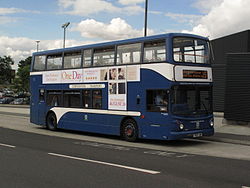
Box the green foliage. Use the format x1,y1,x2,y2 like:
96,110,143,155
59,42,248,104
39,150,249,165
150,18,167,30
13,56,31,92
0,56,14,84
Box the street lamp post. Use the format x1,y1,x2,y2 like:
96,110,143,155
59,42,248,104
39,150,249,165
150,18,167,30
35,40,40,52
144,0,148,37
62,22,70,48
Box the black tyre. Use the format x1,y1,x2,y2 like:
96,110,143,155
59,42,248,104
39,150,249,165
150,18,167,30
121,119,138,142
46,112,57,131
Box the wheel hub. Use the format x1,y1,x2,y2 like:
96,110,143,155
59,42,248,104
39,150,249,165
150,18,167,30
125,124,134,137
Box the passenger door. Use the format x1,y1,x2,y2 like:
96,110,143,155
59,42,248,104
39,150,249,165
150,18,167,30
37,88,46,125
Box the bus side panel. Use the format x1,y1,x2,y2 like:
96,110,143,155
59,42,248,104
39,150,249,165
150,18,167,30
30,75,37,124
137,114,175,140
57,112,120,136
30,75,45,125
128,69,174,140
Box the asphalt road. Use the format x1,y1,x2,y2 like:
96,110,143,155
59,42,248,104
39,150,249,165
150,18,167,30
0,116,250,187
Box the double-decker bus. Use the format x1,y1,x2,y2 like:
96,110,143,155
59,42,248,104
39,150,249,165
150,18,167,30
30,33,214,141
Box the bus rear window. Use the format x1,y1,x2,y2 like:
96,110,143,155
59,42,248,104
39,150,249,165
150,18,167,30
173,37,210,64
33,56,46,71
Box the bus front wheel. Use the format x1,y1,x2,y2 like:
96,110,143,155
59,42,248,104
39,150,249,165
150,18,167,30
46,112,57,131
121,119,138,142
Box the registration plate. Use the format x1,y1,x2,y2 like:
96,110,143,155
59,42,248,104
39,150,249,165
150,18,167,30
193,133,203,138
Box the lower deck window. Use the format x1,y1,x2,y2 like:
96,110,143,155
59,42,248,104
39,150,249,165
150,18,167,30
82,90,102,109
147,89,168,112
92,90,102,109
83,90,92,108
39,89,45,102
44,89,102,109
64,91,81,108
47,90,62,106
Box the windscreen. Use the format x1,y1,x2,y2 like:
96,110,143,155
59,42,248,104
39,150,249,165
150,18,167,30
171,85,212,116
173,37,210,64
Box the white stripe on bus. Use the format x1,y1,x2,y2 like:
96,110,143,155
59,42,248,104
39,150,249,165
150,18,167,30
51,107,141,123
30,63,175,82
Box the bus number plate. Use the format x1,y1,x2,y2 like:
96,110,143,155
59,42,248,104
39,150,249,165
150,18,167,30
193,133,203,138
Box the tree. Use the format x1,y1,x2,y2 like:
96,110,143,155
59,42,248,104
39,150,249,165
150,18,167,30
13,56,32,92
0,56,14,84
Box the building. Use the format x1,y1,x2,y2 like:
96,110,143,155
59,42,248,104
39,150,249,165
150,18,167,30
211,30,250,123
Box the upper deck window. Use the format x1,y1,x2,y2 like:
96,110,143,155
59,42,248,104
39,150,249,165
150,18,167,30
93,47,115,67
144,40,166,63
64,51,81,69
47,54,62,70
33,56,46,71
117,43,141,64
173,37,210,64
83,49,92,67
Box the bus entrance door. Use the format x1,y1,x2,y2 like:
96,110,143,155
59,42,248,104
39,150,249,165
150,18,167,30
37,88,46,125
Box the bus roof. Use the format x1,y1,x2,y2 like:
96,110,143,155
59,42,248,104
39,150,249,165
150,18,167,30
33,33,209,56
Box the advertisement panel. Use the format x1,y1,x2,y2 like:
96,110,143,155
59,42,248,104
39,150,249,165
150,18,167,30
61,69,83,83
42,65,141,111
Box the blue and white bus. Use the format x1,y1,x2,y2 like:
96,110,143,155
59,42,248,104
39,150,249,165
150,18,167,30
30,33,214,141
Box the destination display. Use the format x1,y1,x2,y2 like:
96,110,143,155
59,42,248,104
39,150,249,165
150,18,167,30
183,70,208,79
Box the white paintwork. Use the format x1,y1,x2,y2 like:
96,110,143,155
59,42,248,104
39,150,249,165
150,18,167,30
30,72,43,75
30,63,213,83
0,143,16,148
48,152,160,174
69,84,105,89
50,107,141,123
141,63,175,81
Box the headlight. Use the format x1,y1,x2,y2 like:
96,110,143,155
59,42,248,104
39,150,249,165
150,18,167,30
210,119,214,127
179,123,184,130
176,120,184,130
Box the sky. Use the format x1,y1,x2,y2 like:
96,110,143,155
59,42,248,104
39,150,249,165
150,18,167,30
1,0,250,69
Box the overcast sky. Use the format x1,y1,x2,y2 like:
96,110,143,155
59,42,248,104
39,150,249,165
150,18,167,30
1,0,250,69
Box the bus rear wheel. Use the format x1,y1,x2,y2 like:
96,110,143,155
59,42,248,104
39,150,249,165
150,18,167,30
121,119,138,142
46,112,57,131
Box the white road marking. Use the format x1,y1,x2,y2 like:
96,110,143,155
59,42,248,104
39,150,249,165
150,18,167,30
48,152,160,175
0,143,16,148
242,186,250,188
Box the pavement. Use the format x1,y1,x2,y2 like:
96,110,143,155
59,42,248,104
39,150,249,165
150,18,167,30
0,104,250,145
201,112,250,146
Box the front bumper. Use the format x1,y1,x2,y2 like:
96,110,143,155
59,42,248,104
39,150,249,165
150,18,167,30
168,127,214,140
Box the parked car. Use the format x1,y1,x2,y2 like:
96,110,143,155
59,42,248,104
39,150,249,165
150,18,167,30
3,90,15,97
23,97,30,105
0,92,3,99
9,97,30,105
0,97,14,104
10,98,24,105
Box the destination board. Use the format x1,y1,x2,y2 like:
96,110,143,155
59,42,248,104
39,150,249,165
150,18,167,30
183,70,208,79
